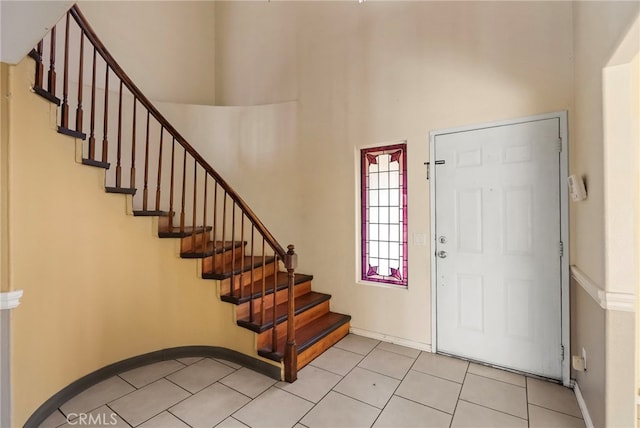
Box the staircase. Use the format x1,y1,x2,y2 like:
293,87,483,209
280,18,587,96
27,5,350,382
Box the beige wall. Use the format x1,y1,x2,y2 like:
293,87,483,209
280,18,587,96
1,63,9,294
637,51,640,419
571,278,606,427
156,101,304,251
77,1,216,105
215,1,573,348
7,57,269,427
571,2,640,426
0,62,11,428
571,0,639,287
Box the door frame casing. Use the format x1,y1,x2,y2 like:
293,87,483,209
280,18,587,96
428,111,570,386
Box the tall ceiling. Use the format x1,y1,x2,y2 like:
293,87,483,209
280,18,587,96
1,1,73,64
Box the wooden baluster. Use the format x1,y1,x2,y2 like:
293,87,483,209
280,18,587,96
101,65,109,163
142,111,150,210
261,240,266,326
271,254,279,353
231,202,236,295
284,245,298,382
35,41,44,89
47,26,56,95
88,47,96,160
130,97,137,189
60,13,70,129
155,127,164,211
191,159,198,251
75,31,84,133
180,148,187,233
212,182,219,273
221,192,227,280
201,175,208,254
249,226,255,323
239,214,245,300
115,81,123,187
168,137,176,228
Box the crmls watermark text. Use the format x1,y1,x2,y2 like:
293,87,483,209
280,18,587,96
66,412,118,426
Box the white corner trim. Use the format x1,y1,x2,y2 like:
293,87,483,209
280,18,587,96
0,290,23,310
349,327,432,352
574,382,595,428
571,265,605,306
570,266,635,312
603,291,636,312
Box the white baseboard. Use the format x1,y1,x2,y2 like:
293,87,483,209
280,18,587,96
574,381,594,428
349,327,432,352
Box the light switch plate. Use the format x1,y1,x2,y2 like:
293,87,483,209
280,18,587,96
413,233,427,246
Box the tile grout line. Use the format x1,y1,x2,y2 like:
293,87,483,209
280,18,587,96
369,349,424,427
467,370,527,388
217,370,279,402
165,407,196,428
526,377,531,427
410,358,469,385
330,390,382,412
297,336,381,427
110,376,195,428
162,375,199,396
448,360,469,427
106,359,208,427
457,398,528,422
115,357,231,426
228,379,303,426
104,402,132,428
295,353,367,425
528,403,586,421
117,374,139,390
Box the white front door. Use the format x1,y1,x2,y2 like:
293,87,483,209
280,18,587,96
433,117,563,379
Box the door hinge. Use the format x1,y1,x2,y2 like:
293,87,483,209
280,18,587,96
561,344,565,361
557,138,562,152
559,241,564,258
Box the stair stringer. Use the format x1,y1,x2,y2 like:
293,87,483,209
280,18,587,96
6,57,280,427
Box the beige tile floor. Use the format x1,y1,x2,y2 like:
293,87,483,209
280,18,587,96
39,334,585,428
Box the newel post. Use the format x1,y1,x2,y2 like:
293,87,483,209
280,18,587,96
284,244,298,382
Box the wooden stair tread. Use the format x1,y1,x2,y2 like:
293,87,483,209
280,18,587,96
105,187,137,195
158,225,212,238
58,126,86,140
181,240,245,258
258,312,351,361
221,271,314,305
133,210,169,217
202,256,276,280
82,158,110,169
237,291,330,333
32,85,61,105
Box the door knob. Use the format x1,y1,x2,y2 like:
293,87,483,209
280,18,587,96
437,250,448,258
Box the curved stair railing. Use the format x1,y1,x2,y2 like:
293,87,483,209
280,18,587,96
29,4,299,382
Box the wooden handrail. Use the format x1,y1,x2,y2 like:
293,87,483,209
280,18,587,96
67,5,287,259
31,4,298,382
